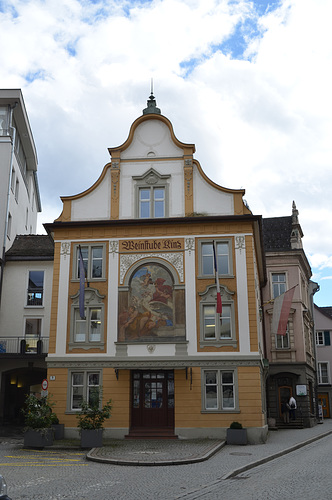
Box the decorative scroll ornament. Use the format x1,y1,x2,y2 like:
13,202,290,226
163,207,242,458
61,242,70,258
147,344,156,354
185,238,195,255
235,236,245,253
109,240,119,256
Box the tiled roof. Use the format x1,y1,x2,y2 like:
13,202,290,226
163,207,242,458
6,235,54,260
316,305,332,319
262,216,292,252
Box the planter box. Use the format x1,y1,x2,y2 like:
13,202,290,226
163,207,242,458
24,428,54,448
52,424,65,440
226,428,247,445
80,429,103,448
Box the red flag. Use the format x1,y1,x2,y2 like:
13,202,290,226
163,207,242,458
213,241,222,316
272,286,296,335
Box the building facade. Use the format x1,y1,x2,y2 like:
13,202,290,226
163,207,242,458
45,95,268,443
314,305,332,419
262,203,318,427
0,89,41,301
0,235,54,423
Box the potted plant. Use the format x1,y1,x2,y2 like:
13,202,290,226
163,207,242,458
226,421,247,445
22,394,54,448
77,395,112,448
50,412,65,440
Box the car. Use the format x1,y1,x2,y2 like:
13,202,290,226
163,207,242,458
0,474,11,500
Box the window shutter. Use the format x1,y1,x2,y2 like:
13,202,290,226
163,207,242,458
324,331,331,346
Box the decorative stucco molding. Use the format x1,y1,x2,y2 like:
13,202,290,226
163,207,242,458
185,238,195,255
119,252,184,284
60,242,71,258
235,235,246,253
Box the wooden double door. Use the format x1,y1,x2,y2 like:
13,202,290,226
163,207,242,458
131,370,174,430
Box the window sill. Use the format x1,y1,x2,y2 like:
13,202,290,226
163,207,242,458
25,305,44,309
200,340,237,348
69,342,105,351
197,274,235,280
201,409,240,414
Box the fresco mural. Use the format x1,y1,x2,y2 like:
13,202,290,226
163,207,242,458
119,264,184,342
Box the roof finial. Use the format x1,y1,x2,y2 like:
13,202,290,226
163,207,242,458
143,80,161,115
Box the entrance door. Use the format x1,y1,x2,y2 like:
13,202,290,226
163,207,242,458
318,393,330,418
131,370,174,430
278,386,292,418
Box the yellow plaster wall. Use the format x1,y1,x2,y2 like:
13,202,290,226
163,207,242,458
48,242,61,354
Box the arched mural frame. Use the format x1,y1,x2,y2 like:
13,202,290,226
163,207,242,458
118,257,185,343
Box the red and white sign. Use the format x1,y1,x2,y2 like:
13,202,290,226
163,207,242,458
42,379,48,391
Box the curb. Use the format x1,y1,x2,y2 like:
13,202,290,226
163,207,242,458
86,440,226,466
222,429,332,479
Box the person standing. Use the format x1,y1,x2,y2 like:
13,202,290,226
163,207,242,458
281,399,290,423
288,396,297,420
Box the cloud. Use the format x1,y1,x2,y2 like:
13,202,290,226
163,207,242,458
1,0,332,305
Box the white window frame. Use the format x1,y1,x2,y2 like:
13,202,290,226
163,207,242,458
133,168,170,219
198,239,233,277
202,369,238,412
318,362,330,385
73,306,103,344
24,317,42,353
271,272,286,299
73,243,106,281
276,324,290,349
70,288,105,350
316,331,325,346
68,370,101,411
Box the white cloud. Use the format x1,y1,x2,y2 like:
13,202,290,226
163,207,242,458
1,0,332,304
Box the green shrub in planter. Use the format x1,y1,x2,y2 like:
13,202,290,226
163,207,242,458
77,396,112,448
21,394,54,448
227,421,247,445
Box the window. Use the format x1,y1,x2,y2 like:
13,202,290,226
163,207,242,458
70,288,105,349
199,240,232,276
74,244,105,280
74,307,102,343
139,187,165,218
24,318,42,353
7,213,12,239
202,369,237,411
70,371,101,410
27,270,44,306
0,106,8,135
318,363,329,384
133,168,170,219
316,331,331,346
276,324,290,349
272,273,286,298
203,304,232,340
199,284,236,347
11,168,15,192
15,179,19,202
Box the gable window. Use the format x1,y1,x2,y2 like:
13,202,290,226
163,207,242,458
70,288,105,350
133,168,170,219
27,270,44,306
69,371,101,411
199,284,236,347
272,273,286,298
316,331,331,346
202,369,238,411
139,187,165,218
318,362,329,384
199,240,232,277
74,244,105,281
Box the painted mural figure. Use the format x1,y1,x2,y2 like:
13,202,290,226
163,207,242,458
119,264,175,341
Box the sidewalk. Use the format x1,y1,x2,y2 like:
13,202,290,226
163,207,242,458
87,419,332,475
2,421,332,476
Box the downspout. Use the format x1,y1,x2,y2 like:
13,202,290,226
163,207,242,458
0,102,18,304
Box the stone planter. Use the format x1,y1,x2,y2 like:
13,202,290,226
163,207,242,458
24,428,54,448
226,428,247,445
52,423,65,440
80,429,103,448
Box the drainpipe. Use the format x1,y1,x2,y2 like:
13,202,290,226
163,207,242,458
0,102,18,304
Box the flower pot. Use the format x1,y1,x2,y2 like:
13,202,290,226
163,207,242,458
52,423,65,440
226,428,247,445
80,429,103,448
24,428,54,448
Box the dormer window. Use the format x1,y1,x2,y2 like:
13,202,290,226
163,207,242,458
133,168,170,219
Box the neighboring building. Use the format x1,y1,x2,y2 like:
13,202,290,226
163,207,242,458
44,94,268,443
262,202,318,427
0,89,41,301
0,235,54,423
314,305,332,418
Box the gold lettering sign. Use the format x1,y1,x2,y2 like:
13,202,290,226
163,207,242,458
120,238,183,252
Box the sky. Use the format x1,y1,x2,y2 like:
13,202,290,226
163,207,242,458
0,0,331,306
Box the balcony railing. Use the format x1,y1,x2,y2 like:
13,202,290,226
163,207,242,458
0,337,49,354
